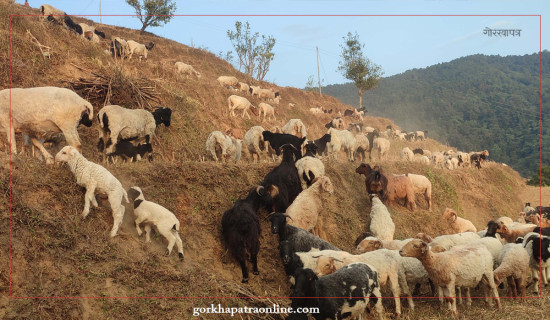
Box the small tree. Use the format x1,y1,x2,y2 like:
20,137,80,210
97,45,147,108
126,0,177,33
527,165,550,187
227,21,276,81
338,32,383,110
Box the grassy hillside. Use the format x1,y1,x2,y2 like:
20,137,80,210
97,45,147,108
323,52,549,178
0,2,548,319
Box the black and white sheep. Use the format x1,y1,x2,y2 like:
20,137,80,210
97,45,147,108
311,133,331,157
0,87,93,164
55,146,128,238
221,187,262,283
288,264,384,320
96,105,171,155
127,186,184,261
295,143,325,187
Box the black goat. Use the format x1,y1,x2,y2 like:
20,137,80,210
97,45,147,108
484,221,500,237
312,133,331,157
262,131,304,160
107,140,153,163
303,143,317,157
64,15,82,35
221,187,263,283
412,148,424,155
259,145,302,212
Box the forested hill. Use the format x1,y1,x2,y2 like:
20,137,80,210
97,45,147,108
322,52,549,177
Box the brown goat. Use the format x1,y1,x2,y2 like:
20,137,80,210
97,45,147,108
385,175,416,211
496,223,536,243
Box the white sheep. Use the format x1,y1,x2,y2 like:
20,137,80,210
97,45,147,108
372,137,390,160
407,173,432,211
369,194,395,241
415,131,426,140
258,88,280,104
309,107,323,114
401,147,414,161
431,152,445,168
55,146,128,238
243,126,268,163
295,155,325,188
217,76,239,89
127,186,184,261
326,128,355,161
78,23,104,43
282,119,307,138
441,208,477,233
233,82,248,95
126,40,155,61
175,62,201,79
356,236,415,252
493,243,530,297
457,151,471,167
352,134,369,162
0,87,93,164
426,232,481,251
205,131,242,163
415,155,430,165
258,102,276,122
97,105,171,155
458,237,503,268
286,176,334,238
399,239,501,316
496,216,514,225
249,85,261,96
227,95,256,119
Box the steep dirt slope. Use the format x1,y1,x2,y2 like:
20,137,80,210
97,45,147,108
0,2,548,319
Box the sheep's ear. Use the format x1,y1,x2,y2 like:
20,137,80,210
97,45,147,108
268,185,279,197
375,241,382,249
420,242,428,254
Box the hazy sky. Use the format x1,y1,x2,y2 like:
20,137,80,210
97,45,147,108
20,0,548,88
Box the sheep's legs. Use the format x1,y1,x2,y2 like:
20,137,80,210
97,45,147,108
250,238,260,275
164,230,177,255
173,231,184,261
507,276,518,297
531,267,541,293
109,195,125,237
30,137,54,164
487,273,501,308
371,286,385,320
398,273,415,311
446,285,458,316
143,224,152,242
82,183,97,218
389,274,402,316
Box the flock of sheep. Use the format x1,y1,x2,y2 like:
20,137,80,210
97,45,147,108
2,4,549,320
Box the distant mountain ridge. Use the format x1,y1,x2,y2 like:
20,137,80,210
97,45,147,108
322,52,549,177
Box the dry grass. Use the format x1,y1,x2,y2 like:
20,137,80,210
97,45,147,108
0,2,548,319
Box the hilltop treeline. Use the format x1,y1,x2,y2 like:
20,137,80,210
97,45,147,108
323,52,550,177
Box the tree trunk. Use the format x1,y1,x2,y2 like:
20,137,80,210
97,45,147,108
358,88,363,109
140,24,148,34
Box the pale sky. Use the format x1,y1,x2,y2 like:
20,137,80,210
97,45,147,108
19,0,548,88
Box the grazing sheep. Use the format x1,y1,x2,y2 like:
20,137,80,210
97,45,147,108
175,62,201,78
96,105,171,155
496,222,536,243
249,85,261,96
227,95,256,119
286,176,334,238
470,150,490,167
258,102,276,122
415,131,427,141
217,76,239,89
384,174,417,211
40,4,65,24
372,137,390,160
0,87,93,164
407,173,432,211
243,126,268,163
107,141,153,163
282,119,307,139
324,117,345,130
369,194,395,241
55,146,128,238
326,128,355,161
457,152,470,167
110,36,130,59
431,152,445,168
262,131,305,160
205,131,242,163
258,88,280,104
523,233,550,293
221,187,262,283
127,186,184,260
289,264,384,320
416,155,430,165
295,144,325,187
441,208,477,233
352,134,370,162
309,106,323,114
493,243,530,298
401,147,414,161
237,82,249,94
399,239,500,316
126,40,155,61
78,23,105,43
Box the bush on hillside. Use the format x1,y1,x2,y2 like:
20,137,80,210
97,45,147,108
526,165,550,186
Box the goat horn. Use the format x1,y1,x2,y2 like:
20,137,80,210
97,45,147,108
256,186,264,195
332,258,344,263
311,255,322,259
265,212,276,220
283,213,294,221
